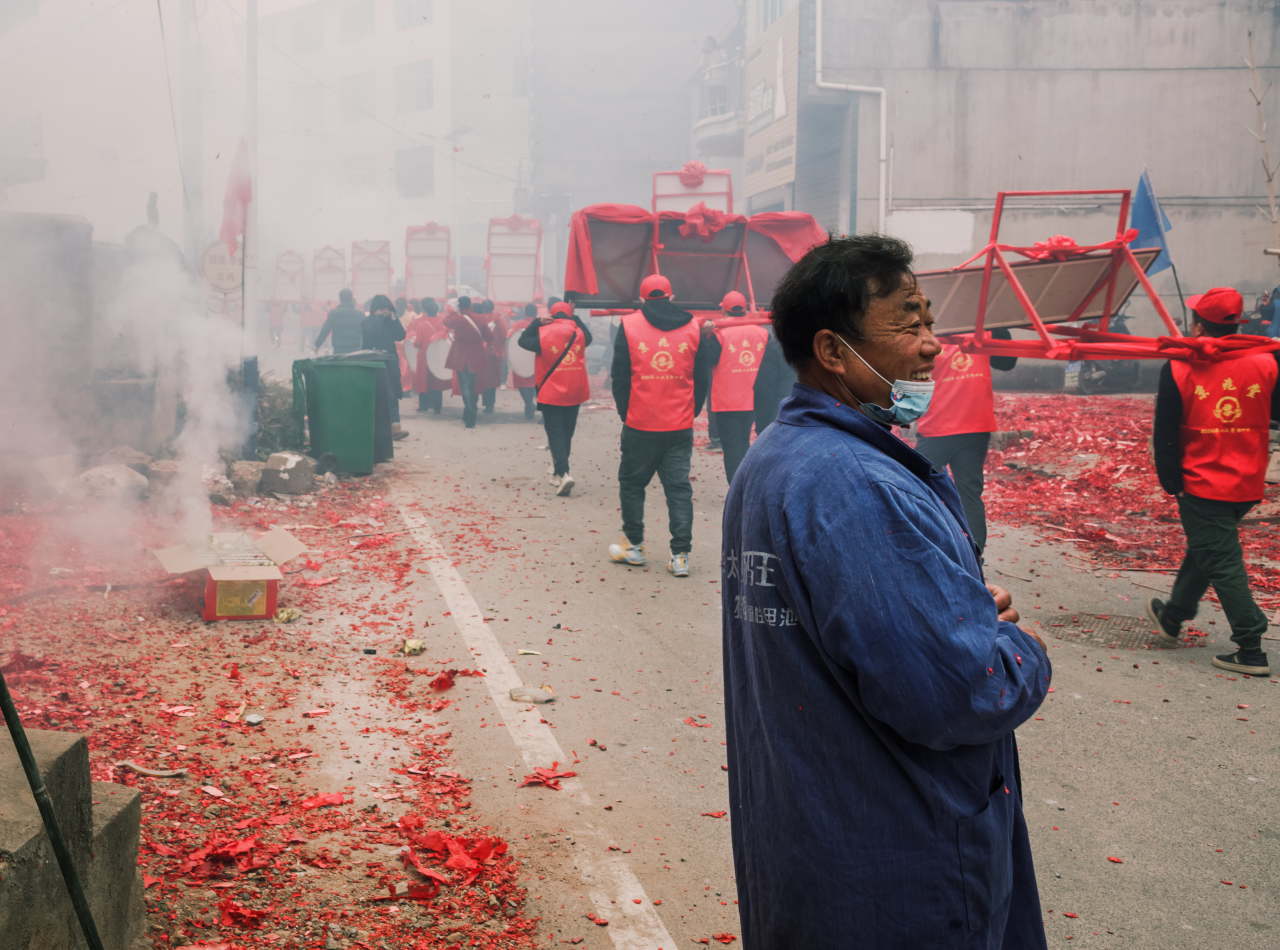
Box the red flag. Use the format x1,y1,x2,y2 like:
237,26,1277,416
219,140,252,254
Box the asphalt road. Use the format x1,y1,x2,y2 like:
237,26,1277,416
379,390,1277,949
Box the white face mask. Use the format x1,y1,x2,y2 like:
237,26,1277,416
837,336,935,426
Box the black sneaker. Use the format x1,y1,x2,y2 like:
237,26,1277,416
1211,651,1271,676
1145,597,1181,644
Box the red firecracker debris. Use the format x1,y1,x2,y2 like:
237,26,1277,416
519,763,578,790
299,792,346,810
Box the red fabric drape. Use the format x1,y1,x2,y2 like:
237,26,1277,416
746,212,828,262
564,204,654,295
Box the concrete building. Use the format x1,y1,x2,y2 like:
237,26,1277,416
259,0,533,288
691,0,1280,328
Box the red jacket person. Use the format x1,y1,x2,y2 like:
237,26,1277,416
704,291,769,483
1149,286,1280,675
608,274,716,576
518,301,592,495
915,327,1017,554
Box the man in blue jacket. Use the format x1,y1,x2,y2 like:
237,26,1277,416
722,235,1052,949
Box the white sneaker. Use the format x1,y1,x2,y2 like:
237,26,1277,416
668,553,690,577
608,541,646,567
556,473,575,497
548,471,561,487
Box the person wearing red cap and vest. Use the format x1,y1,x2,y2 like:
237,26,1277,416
703,292,769,483
914,327,1017,554
608,274,717,576
518,301,592,495
1149,286,1280,676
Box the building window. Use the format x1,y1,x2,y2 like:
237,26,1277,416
702,84,730,119
0,0,40,35
342,71,376,123
395,146,434,197
394,60,434,113
345,154,377,189
292,3,323,52
394,0,434,29
759,0,784,28
340,0,375,39
0,110,45,186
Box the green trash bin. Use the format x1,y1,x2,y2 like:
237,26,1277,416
292,355,385,475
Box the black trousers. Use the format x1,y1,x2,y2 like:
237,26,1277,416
713,410,755,484
1165,493,1270,655
916,432,991,552
482,388,496,412
418,390,442,413
541,404,580,476
457,371,479,428
619,426,693,554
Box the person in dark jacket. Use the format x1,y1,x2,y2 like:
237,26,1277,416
362,294,408,440
608,274,716,577
723,235,1050,949
751,331,798,431
314,288,363,354
1148,286,1280,675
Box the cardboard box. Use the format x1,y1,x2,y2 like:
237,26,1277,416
153,528,306,621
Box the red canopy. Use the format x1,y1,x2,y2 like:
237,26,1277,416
564,203,825,311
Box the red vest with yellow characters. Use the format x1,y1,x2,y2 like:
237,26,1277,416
916,343,997,438
1171,352,1278,502
622,312,700,431
710,323,768,412
535,318,590,407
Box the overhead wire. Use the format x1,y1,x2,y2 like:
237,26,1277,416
154,0,194,220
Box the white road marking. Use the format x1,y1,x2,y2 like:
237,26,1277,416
398,503,677,950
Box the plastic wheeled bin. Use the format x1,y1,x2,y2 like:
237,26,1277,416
292,352,392,475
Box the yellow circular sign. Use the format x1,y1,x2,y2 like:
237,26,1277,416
651,351,675,372
1213,396,1242,423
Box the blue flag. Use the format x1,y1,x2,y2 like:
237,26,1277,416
1131,170,1173,274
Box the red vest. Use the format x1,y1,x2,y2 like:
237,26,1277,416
1171,352,1277,502
623,312,700,431
711,323,768,412
535,318,590,406
916,344,996,437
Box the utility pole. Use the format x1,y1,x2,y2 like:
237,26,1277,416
244,0,260,344
179,0,205,266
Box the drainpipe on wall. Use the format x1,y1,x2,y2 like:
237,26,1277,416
815,0,887,233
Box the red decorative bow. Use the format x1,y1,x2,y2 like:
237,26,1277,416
678,160,708,189
678,201,730,241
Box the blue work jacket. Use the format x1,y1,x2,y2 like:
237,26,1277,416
722,383,1051,949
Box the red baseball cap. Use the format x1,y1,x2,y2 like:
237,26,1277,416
550,301,573,317
639,274,673,300
1186,286,1244,324
720,291,748,315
